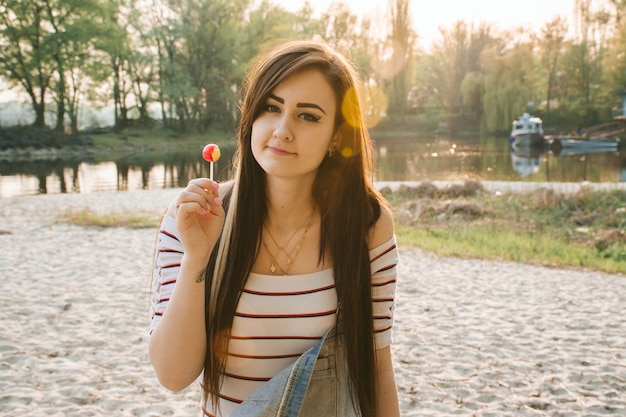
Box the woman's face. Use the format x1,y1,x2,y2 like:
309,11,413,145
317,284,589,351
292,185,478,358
251,68,338,182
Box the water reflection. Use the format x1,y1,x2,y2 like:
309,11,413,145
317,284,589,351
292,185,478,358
509,144,544,177
1,136,624,197
0,159,82,194
0,144,236,197
508,139,624,183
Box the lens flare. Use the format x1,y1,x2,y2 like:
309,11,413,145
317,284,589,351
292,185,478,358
341,86,361,128
362,85,387,128
341,85,388,130
373,41,408,79
341,147,354,158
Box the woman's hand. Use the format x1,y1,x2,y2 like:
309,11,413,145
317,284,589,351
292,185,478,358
175,178,225,260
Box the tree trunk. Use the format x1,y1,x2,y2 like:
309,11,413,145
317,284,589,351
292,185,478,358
112,57,122,131
32,101,46,128
30,87,46,128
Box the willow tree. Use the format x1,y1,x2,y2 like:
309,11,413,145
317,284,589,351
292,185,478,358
385,0,413,118
459,23,499,121
429,21,470,111
481,42,538,133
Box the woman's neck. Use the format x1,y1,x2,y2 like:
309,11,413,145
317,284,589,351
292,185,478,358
264,176,316,228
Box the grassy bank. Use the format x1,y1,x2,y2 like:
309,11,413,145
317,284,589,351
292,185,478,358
0,125,234,161
383,181,626,275
86,127,233,157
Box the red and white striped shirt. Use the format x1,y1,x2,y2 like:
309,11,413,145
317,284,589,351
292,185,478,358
151,214,398,417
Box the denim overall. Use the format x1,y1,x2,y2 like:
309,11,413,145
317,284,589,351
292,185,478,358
230,324,359,417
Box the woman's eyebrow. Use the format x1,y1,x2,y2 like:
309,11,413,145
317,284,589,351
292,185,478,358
268,93,327,115
297,102,326,115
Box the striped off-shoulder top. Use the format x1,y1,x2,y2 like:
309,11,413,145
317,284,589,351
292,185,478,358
150,214,398,417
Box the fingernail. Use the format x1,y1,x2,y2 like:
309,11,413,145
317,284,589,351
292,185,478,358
214,197,222,205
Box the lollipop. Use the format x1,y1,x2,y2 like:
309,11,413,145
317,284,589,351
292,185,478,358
202,144,221,181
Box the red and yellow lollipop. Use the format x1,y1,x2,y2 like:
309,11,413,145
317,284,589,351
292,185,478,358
202,144,221,180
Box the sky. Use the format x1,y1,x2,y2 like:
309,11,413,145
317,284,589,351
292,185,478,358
0,0,577,103
278,0,577,49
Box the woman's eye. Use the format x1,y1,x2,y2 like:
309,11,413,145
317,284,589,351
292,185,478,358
300,113,320,122
265,104,280,113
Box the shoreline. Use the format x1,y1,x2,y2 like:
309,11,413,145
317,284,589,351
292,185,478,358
0,189,624,416
377,180,626,194
4,178,626,201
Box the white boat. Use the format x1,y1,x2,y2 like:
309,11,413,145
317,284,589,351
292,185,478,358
556,146,619,157
557,138,618,148
510,113,544,146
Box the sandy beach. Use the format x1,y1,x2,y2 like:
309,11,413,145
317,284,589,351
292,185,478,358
1,187,625,416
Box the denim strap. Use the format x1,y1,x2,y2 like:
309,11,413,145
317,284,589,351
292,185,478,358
230,326,334,417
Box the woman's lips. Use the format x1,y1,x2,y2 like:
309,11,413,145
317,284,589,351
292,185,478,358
268,146,295,156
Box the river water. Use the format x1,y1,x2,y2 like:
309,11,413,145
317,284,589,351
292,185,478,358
1,135,624,197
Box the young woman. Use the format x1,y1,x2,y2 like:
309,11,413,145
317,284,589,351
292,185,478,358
149,40,400,417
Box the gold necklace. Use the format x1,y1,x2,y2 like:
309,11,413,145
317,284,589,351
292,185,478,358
262,208,315,275
264,222,302,259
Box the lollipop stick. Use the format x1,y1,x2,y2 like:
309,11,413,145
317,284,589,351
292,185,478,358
210,162,214,181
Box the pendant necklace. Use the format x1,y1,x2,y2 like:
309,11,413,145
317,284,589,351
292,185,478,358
262,207,315,275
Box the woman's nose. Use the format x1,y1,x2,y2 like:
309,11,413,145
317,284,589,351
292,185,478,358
273,116,293,141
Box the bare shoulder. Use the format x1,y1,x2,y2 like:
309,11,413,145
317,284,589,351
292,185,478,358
368,201,395,250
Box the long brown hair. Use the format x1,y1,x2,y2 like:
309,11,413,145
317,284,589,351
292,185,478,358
202,40,387,417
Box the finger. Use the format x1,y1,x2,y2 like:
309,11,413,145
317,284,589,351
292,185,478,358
180,177,218,200
188,178,219,195
176,200,206,217
204,194,224,217
177,189,210,209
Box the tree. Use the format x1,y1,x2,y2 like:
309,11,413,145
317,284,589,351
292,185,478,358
319,2,359,50
481,41,538,132
124,2,161,126
150,0,251,132
94,0,144,132
385,0,414,118
608,0,626,23
536,16,568,115
460,23,499,119
603,2,626,117
0,0,55,127
429,21,470,111
568,0,612,122
42,0,115,133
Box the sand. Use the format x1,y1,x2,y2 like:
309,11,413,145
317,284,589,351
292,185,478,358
1,187,625,416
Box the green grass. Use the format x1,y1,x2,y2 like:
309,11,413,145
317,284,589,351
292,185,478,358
396,225,626,274
58,209,160,229
386,182,626,275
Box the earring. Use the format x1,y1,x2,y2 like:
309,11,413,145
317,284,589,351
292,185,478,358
328,141,337,157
